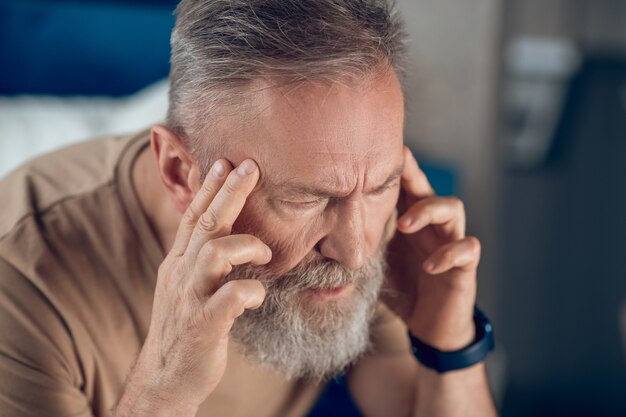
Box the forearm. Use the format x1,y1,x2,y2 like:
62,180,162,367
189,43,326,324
111,354,198,417
413,362,497,417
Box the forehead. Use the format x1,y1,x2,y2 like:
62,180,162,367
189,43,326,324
226,70,405,192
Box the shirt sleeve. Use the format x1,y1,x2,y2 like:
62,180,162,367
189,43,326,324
0,258,93,417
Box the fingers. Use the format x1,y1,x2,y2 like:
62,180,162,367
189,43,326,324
171,159,233,256
423,236,481,275
186,159,260,255
397,196,466,240
401,146,434,199
190,234,272,296
204,279,266,324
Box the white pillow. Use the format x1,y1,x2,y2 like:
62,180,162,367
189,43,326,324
0,79,169,178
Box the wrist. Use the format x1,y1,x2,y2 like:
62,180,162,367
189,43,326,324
113,350,199,417
113,372,199,417
408,307,495,373
408,318,475,351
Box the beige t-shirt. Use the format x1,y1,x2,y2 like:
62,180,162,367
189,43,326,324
0,130,410,417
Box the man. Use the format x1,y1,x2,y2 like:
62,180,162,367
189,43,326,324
0,0,498,416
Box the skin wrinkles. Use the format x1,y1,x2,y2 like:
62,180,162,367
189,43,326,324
260,163,403,271
207,70,405,276
269,163,404,200
240,153,402,275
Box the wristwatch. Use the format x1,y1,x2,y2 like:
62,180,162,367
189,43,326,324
408,307,495,373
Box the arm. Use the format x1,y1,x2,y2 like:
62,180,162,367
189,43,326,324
112,159,270,417
349,147,498,417
413,362,496,417
349,354,495,417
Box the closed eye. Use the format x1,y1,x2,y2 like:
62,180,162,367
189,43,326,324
370,180,401,196
280,199,327,209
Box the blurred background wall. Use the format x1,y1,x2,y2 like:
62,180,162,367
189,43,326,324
496,1,626,416
1,0,625,416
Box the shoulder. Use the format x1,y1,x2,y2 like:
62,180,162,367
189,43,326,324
0,129,149,241
0,128,153,342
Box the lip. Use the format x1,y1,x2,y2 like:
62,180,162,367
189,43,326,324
307,284,354,302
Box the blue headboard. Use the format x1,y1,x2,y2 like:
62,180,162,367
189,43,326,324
0,0,177,95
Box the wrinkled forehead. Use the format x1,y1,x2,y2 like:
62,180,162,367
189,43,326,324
228,71,405,194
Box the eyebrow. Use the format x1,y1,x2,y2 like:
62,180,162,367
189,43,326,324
274,164,405,198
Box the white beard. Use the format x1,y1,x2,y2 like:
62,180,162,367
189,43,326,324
227,252,387,383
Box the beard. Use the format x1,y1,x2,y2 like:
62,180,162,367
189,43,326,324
226,250,387,383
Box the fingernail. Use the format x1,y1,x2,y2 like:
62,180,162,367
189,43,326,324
237,160,255,176
211,160,225,178
400,216,412,228
265,245,272,258
424,260,436,272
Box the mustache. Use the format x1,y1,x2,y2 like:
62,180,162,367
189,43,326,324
228,250,386,295
228,258,355,291
264,259,357,292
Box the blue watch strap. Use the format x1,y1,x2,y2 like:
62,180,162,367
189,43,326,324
408,307,495,373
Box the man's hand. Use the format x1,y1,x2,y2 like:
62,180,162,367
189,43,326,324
113,159,271,417
349,148,496,417
384,146,480,351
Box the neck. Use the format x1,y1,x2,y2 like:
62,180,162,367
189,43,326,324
132,145,181,254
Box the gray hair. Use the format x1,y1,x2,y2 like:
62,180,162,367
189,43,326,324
167,0,407,159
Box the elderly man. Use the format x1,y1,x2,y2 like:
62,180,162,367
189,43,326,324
0,1,497,416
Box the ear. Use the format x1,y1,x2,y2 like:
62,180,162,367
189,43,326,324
150,124,202,214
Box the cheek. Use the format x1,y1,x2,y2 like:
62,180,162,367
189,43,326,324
232,198,328,273
266,227,320,273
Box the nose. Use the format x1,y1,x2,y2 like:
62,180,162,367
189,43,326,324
318,200,367,270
